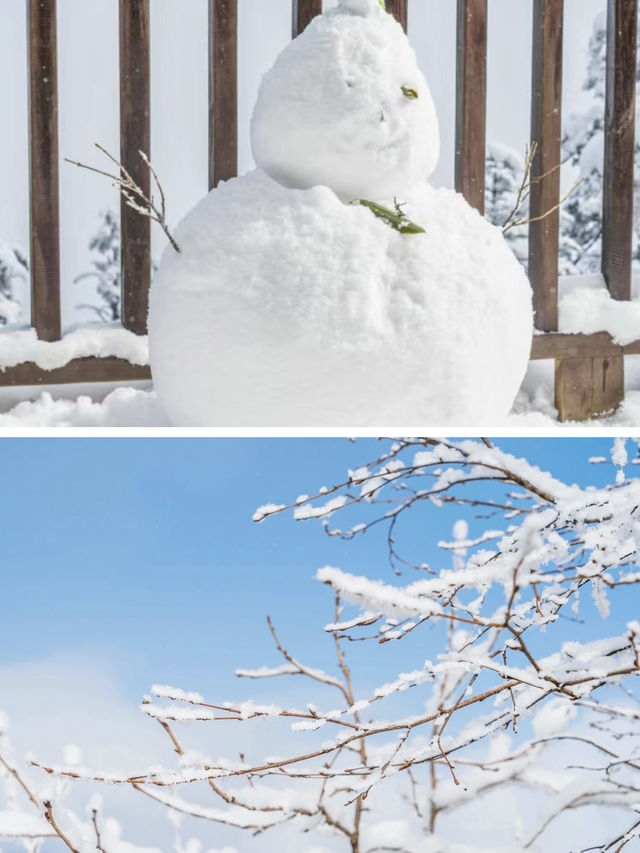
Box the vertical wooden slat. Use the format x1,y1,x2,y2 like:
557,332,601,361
292,0,322,38
386,0,408,31
455,0,487,213
602,0,637,302
119,0,151,335
555,355,624,421
209,0,237,189
28,0,61,342
529,0,563,332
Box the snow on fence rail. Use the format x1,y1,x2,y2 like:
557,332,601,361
1,0,638,421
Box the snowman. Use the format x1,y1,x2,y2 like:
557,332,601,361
149,0,533,426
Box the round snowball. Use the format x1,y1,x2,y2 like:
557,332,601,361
250,1,439,201
149,171,533,427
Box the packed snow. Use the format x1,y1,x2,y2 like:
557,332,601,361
251,0,439,200
558,273,640,345
148,0,533,426
149,170,532,426
0,325,147,371
0,387,163,427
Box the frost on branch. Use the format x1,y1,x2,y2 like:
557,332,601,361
9,439,640,852
0,720,161,853
66,145,181,254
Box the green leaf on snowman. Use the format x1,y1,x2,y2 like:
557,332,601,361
355,198,425,235
401,86,419,100
378,0,386,8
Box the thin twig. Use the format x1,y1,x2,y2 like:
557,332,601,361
0,753,39,807
501,139,584,234
65,143,181,253
505,178,586,233
43,801,79,853
91,808,107,853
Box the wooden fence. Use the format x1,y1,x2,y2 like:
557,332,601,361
2,0,639,421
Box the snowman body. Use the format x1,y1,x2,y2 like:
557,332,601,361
148,0,533,426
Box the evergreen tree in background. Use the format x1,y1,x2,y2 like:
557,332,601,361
0,241,27,326
484,142,528,267
75,210,121,322
560,10,640,274
485,11,639,278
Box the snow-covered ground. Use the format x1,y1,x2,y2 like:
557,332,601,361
558,273,640,346
0,275,638,428
0,386,162,427
1,360,640,428
2,363,639,427
510,357,640,427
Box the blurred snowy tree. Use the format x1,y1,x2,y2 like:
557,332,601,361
75,210,121,322
485,143,528,267
0,241,27,327
560,10,640,274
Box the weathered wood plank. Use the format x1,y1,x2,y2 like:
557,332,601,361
529,0,564,331
209,0,238,189
28,0,61,342
555,357,592,422
120,0,151,335
602,0,637,301
292,0,322,38
455,0,487,213
386,0,408,31
531,332,640,359
591,354,624,416
555,355,624,421
0,358,151,388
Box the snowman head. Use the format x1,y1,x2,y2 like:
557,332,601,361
250,0,439,201
337,0,386,15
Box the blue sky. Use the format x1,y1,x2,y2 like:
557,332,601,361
1,436,638,853
0,436,634,702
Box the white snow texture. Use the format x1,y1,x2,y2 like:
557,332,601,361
148,1,533,426
251,0,439,200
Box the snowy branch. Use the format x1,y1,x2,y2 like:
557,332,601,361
66,144,181,254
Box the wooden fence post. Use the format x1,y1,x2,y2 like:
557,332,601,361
209,0,238,189
529,0,563,334
292,0,322,38
119,0,151,335
555,355,624,422
555,0,637,420
455,0,487,213
386,0,408,31
602,0,637,302
28,0,61,342
529,0,585,422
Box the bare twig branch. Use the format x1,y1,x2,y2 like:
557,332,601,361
66,144,181,253
43,801,79,853
0,753,39,807
501,139,584,234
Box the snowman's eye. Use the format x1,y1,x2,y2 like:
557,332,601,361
401,86,419,100
345,80,354,88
